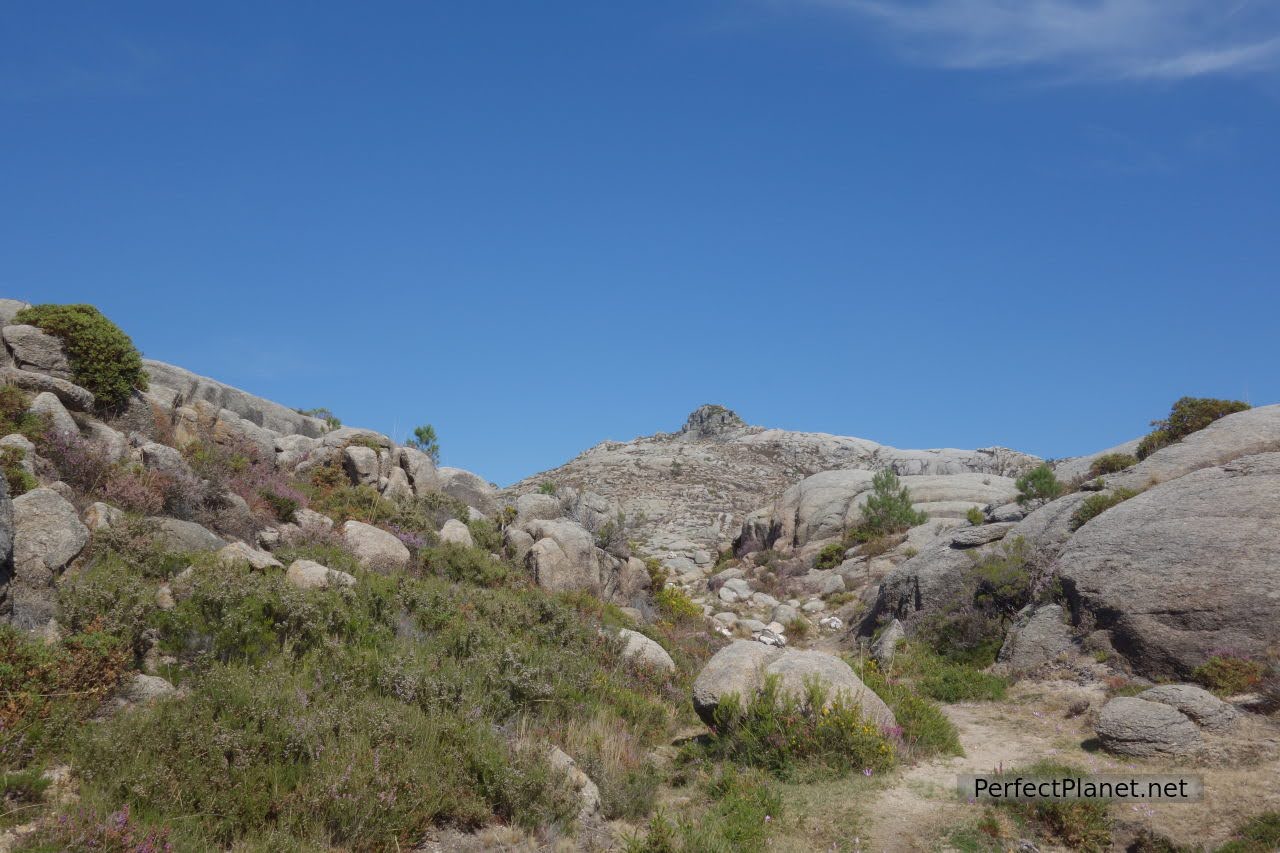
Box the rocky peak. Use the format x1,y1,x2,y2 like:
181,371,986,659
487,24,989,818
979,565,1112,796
680,404,745,439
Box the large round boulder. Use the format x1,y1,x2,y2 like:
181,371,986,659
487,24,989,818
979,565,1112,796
691,640,895,730
1096,697,1201,757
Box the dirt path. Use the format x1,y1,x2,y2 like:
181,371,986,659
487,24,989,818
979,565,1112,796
857,680,1280,853
859,700,1061,852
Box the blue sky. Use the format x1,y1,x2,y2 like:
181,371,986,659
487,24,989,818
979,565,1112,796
3,1,1279,485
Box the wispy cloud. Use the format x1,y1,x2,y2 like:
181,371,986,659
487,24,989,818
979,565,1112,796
800,0,1280,80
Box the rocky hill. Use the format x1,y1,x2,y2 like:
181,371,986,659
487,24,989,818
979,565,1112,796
504,403,1041,574
1,298,1277,853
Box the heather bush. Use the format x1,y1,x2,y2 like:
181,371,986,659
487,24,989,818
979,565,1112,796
814,542,846,570
1087,452,1137,477
965,505,986,526
1068,487,1139,531
71,658,577,848
692,676,896,782
1136,396,1251,460
38,428,116,495
420,542,511,587
623,766,781,853
13,303,148,411
20,803,174,852
997,760,1111,852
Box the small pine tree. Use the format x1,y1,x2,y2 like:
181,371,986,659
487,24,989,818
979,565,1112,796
860,469,927,536
407,423,440,464
1015,464,1062,508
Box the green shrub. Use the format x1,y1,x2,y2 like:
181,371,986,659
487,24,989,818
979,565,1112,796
814,542,846,570
1137,396,1251,460
1192,654,1267,696
13,303,148,411
857,469,927,537
911,537,1035,667
1069,488,1139,531
693,676,896,782
537,481,557,495
57,552,160,655
853,658,962,758
71,658,577,848
623,767,781,853
0,385,49,442
655,586,702,623
1087,453,1137,478
1218,812,1280,853
0,445,36,496
965,506,985,526
420,543,511,587
1015,464,1062,507
892,643,1007,702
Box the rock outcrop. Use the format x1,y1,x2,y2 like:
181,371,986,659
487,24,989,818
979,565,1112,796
9,488,88,630
1058,452,1280,678
505,404,1039,572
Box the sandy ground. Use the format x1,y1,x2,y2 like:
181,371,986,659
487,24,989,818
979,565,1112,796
857,679,1280,852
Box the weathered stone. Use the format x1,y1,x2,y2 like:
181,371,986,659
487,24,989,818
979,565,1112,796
0,299,31,326
1111,404,1280,492
82,501,124,532
143,359,330,437
439,518,474,547
217,541,283,570
149,517,225,552
504,526,535,562
871,619,905,667
0,434,36,478
341,520,410,573
1138,684,1240,732
139,442,194,479
381,466,413,500
119,673,177,705
1058,452,1280,677
515,492,562,523
437,466,497,515
29,392,78,436
617,628,676,673
998,604,1073,670
1096,697,1201,757
286,559,356,591
504,405,1039,572
692,641,896,730
342,445,380,486
9,489,89,630
692,640,782,723
2,325,72,379
738,469,1021,553
0,366,94,411
771,603,799,625
547,747,600,820
951,522,1016,548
